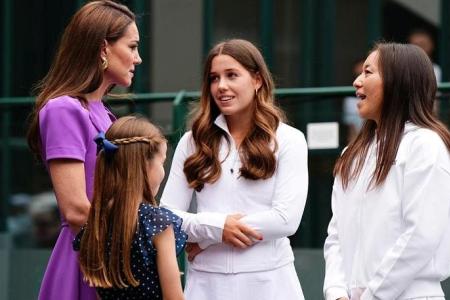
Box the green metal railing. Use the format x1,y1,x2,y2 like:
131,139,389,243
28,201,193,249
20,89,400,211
0,82,450,231
2,83,450,234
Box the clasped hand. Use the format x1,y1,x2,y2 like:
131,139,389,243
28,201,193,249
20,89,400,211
222,213,263,248
185,213,263,262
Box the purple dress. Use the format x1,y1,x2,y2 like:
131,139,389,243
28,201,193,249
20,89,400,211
38,95,115,300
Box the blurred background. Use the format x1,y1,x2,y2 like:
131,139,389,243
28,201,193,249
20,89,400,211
1,0,450,298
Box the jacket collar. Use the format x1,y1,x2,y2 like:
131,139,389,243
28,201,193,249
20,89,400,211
214,114,231,136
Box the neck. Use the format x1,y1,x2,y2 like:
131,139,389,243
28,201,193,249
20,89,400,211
85,81,110,102
226,115,252,147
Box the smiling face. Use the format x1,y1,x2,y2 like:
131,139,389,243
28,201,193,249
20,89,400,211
103,22,142,87
353,50,384,125
209,54,262,120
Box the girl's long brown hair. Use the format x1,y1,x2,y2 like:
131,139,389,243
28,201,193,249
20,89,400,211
184,39,285,191
335,42,450,189
27,0,135,160
78,116,166,288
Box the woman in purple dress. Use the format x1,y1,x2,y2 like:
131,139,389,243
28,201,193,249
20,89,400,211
27,1,142,299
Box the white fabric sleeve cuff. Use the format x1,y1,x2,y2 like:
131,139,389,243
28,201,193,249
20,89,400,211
184,212,227,246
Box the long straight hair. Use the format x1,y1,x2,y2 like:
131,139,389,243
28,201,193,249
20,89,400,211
27,0,135,160
78,116,166,288
335,42,450,189
184,39,285,191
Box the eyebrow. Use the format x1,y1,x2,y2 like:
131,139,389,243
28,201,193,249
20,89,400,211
210,68,239,73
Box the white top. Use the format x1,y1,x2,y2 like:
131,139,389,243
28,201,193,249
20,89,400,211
324,122,450,300
434,63,442,83
161,114,308,273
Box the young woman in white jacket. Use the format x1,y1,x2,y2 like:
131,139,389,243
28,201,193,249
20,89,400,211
160,39,308,300
324,42,450,300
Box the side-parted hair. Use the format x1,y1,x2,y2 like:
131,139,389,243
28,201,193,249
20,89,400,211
335,42,450,189
78,116,166,288
27,0,135,160
184,39,285,191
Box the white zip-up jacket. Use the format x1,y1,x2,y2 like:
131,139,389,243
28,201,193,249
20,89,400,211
324,123,450,300
160,114,308,273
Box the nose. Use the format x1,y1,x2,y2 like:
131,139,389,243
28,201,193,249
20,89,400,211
353,74,363,88
218,77,227,91
135,50,142,65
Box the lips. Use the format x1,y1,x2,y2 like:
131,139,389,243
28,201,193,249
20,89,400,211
217,95,234,102
356,92,366,100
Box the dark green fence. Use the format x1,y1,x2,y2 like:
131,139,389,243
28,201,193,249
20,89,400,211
2,84,450,242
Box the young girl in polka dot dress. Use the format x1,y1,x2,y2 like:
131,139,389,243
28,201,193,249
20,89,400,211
73,116,187,299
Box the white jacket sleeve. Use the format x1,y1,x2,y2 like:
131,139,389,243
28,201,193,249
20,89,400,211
160,132,227,248
239,131,308,241
323,181,350,300
361,136,450,300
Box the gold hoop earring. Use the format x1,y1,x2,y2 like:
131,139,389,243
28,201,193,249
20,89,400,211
101,57,108,70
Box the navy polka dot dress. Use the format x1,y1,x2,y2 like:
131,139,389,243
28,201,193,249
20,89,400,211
73,203,187,299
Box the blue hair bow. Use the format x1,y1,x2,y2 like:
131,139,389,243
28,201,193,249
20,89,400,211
94,131,118,155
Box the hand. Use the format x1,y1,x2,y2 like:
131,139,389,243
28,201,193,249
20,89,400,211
222,214,263,248
185,243,203,262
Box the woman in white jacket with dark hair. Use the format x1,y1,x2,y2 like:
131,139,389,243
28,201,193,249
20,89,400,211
324,42,450,300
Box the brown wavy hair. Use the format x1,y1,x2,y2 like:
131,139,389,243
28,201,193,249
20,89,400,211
78,115,166,288
335,42,450,189
27,0,135,161
184,39,285,191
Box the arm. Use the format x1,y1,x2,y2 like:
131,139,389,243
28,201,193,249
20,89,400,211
323,182,350,300
153,225,184,300
39,98,93,233
160,133,227,246
186,214,262,262
239,130,308,240
161,133,262,250
361,137,450,299
49,159,90,233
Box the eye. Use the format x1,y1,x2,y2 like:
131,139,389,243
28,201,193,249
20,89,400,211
227,72,238,79
209,75,219,82
363,69,372,76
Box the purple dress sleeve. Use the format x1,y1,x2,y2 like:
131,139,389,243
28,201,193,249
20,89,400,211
39,96,91,162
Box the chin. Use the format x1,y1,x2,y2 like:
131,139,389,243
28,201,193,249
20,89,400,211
114,77,132,88
357,109,365,119
121,80,132,87
218,108,235,116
